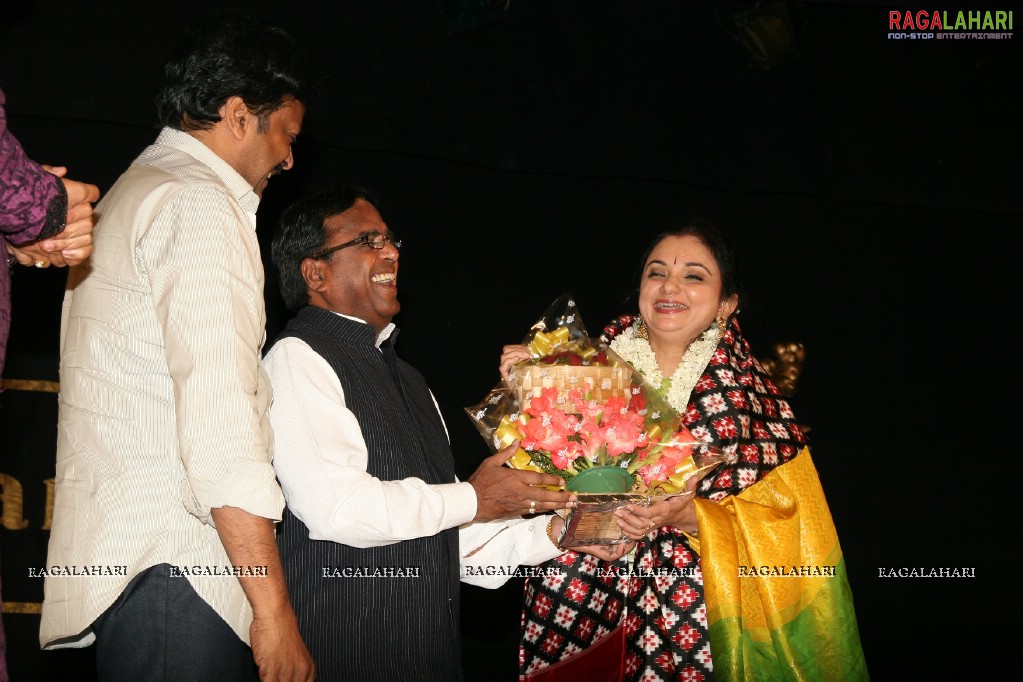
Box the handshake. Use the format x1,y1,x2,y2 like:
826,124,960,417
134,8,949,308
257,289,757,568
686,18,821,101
6,165,100,268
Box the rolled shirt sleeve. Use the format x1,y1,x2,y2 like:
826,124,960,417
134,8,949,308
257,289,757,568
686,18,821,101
143,184,283,523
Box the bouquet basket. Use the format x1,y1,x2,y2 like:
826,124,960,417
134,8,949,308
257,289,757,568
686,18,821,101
512,364,633,412
465,293,725,547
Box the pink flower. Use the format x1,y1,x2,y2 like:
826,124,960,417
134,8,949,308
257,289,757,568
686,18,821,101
629,388,647,413
637,462,666,486
569,388,604,422
550,441,586,469
520,410,578,459
654,444,691,469
599,401,645,457
523,387,561,417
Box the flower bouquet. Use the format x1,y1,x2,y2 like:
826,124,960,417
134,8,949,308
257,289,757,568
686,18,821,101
465,293,725,546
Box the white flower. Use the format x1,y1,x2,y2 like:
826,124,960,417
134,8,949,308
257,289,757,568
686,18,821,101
610,322,721,413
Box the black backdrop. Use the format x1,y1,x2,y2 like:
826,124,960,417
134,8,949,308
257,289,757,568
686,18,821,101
1,1,1020,679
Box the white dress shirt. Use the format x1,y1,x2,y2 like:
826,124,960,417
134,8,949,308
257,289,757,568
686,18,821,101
263,313,561,588
41,128,284,648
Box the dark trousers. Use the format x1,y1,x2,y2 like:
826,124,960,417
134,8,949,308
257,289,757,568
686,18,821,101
91,564,257,681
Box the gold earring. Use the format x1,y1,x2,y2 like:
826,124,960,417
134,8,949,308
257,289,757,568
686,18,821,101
636,317,649,340
716,315,727,333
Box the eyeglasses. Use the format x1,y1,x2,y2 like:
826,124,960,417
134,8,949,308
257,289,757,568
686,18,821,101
310,231,401,260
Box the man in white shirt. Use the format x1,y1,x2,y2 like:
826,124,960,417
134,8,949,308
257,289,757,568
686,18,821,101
41,13,314,681
264,186,630,681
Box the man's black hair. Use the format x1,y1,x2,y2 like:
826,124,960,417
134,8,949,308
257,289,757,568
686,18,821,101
155,10,313,131
273,187,379,312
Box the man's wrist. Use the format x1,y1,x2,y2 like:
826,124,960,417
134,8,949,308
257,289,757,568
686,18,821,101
545,515,564,550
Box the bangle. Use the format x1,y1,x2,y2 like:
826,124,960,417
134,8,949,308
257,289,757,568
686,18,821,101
545,516,563,550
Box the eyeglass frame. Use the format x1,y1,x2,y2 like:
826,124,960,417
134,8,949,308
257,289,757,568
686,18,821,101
308,230,401,260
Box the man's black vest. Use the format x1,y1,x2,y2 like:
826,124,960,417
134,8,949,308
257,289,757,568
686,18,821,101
273,306,462,681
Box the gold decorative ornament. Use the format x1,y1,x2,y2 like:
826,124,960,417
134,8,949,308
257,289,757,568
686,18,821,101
635,316,649,340
761,342,806,398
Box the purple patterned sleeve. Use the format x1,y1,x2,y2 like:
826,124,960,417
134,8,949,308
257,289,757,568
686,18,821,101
0,88,67,244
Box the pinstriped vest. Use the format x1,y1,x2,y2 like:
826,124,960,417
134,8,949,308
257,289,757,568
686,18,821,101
273,306,462,681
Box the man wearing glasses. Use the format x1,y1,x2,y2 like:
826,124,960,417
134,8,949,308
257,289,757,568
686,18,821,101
263,186,630,680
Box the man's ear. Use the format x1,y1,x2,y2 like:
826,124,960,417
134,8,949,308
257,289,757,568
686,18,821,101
220,96,252,141
300,258,326,292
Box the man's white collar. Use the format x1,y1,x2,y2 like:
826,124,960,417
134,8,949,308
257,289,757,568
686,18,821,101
328,310,395,348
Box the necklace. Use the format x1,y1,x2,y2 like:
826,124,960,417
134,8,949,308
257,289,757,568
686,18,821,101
610,322,721,413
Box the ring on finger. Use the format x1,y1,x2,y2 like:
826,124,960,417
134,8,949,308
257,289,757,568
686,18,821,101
528,499,536,514
34,260,47,268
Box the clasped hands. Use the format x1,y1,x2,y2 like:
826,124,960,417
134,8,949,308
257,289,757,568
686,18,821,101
614,473,701,540
6,165,100,268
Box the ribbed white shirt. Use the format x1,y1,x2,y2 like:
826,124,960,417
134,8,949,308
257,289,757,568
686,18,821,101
41,128,284,648
263,317,561,589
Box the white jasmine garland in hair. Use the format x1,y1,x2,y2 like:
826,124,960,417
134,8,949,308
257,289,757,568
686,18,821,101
610,322,721,413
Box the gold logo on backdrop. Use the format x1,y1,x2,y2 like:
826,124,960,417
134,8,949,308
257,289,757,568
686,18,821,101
1,378,59,393
0,475,56,530
1,377,59,613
